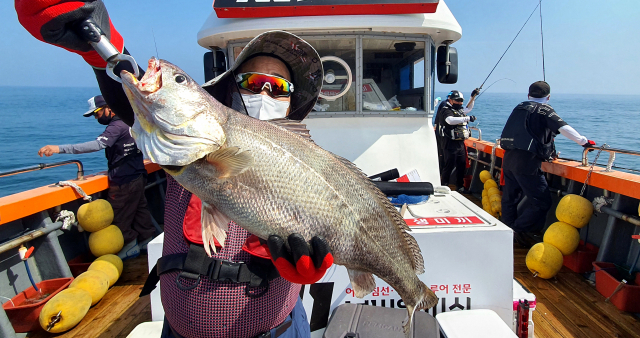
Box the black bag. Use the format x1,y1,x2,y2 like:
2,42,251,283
323,303,438,338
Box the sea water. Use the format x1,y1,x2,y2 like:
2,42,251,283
0,87,639,198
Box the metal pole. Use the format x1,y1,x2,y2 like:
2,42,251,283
0,160,84,180
0,222,63,255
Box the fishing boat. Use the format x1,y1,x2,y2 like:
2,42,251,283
1,1,639,337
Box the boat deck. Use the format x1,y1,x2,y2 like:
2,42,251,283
24,238,640,338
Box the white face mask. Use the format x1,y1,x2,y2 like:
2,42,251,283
241,94,290,120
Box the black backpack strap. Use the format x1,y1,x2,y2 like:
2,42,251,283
139,244,280,297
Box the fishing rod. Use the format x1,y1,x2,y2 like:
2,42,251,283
475,2,543,92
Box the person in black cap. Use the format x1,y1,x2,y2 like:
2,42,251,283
38,95,157,259
19,1,328,337
500,81,595,247
435,88,480,193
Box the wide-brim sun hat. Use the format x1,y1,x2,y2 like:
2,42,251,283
203,30,323,121
83,95,108,117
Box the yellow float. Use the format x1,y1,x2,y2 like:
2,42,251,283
76,199,114,232
479,170,492,183
88,260,120,287
69,270,110,306
39,288,92,333
95,254,124,276
543,221,580,255
526,242,563,279
88,225,124,257
556,194,593,228
484,179,498,190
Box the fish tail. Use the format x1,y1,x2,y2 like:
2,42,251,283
417,281,439,310
403,281,439,337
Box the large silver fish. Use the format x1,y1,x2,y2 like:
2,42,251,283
121,58,438,335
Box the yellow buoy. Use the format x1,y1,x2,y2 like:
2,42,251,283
482,189,488,199
488,187,500,197
77,199,114,232
39,288,92,333
88,260,120,287
95,254,123,276
556,194,593,228
88,225,124,257
543,221,580,255
526,242,564,279
491,201,502,213
489,194,502,204
484,179,498,190
479,170,492,183
69,270,110,306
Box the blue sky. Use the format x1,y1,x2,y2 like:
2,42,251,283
1,0,638,95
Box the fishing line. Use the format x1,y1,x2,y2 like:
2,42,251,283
475,78,516,99
539,0,546,81
478,2,541,89
152,28,159,59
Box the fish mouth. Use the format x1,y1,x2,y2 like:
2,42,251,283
121,57,162,95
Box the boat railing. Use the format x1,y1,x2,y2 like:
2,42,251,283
582,146,640,172
0,160,85,181
468,126,482,141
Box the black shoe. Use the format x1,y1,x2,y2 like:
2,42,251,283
456,187,472,194
513,232,531,248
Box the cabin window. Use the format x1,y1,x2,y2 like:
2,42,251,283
361,39,426,111
306,39,357,112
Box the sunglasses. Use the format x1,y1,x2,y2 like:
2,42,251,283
453,98,464,103
236,72,294,98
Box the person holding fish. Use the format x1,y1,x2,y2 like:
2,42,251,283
16,1,332,337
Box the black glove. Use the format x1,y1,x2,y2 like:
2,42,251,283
267,234,333,284
469,115,477,122
15,0,123,68
584,140,596,147
471,88,480,98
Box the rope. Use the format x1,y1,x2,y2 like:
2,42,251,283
580,144,609,196
592,196,613,213
55,210,76,230
57,181,92,201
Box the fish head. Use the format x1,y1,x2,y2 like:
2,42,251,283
121,57,228,167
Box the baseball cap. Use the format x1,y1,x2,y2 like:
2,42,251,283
448,90,464,101
203,30,323,121
528,81,551,98
83,95,108,117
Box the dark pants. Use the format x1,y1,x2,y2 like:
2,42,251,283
108,174,156,243
160,297,311,338
501,169,552,233
441,143,466,189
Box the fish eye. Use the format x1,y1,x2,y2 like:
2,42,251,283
175,74,187,84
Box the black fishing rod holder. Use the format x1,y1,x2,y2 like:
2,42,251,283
0,160,85,181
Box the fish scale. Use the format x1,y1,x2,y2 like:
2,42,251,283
121,57,438,337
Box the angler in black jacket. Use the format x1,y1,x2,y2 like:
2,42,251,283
500,81,594,244
436,89,479,192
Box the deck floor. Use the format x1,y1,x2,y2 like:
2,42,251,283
26,239,640,337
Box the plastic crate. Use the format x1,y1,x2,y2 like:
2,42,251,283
2,277,74,332
563,241,599,274
593,262,640,313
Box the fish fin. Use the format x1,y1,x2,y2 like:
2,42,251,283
205,147,253,179
201,201,229,257
268,118,314,142
347,269,376,298
404,282,438,337
333,155,426,274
